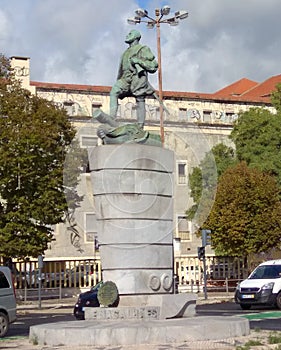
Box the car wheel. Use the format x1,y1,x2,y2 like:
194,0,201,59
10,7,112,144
0,312,9,338
276,292,281,309
240,304,251,310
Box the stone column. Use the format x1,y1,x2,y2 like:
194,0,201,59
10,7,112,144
89,144,174,295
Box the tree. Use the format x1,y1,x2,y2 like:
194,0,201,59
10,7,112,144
271,83,281,113
204,162,281,258
230,93,281,186
0,54,81,258
186,143,236,226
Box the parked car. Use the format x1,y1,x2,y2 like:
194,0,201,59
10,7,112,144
10,267,28,288
70,265,99,287
45,271,69,287
0,266,17,337
235,259,281,310
209,263,234,280
24,269,46,288
73,281,103,320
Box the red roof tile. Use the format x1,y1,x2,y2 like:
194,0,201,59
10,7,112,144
213,78,258,98
31,81,112,93
241,74,281,100
30,74,281,105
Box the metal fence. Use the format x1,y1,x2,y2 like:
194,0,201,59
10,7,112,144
174,255,249,293
12,259,102,290
9,256,249,300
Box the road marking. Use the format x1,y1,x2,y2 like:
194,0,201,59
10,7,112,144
241,311,281,320
0,335,27,341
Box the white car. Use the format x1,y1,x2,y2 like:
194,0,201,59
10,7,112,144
235,259,281,310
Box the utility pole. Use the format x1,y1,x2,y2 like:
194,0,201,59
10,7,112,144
198,229,211,299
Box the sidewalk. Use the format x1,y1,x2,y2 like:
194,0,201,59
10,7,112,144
16,292,234,310
10,293,281,350
4,330,281,350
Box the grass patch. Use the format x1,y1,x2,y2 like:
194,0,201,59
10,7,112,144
236,339,262,350
268,332,281,344
31,335,38,345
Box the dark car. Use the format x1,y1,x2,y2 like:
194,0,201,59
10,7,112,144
73,281,103,320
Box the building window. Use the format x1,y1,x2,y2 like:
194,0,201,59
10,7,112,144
154,106,160,120
177,161,187,185
92,103,102,115
63,101,74,116
85,213,97,244
225,112,234,120
203,110,212,122
177,215,190,241
179,108,187,119
80,135,98,148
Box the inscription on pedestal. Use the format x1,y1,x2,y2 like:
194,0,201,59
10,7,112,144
85,306,160,320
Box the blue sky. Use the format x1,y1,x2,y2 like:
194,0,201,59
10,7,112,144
1,0,281,93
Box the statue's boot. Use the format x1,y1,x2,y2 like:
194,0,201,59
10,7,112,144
136,97,145,129
92,109,119,128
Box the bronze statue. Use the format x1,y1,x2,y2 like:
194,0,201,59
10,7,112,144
110,29,158,128
92,29,161,147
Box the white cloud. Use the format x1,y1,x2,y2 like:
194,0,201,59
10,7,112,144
1,0,281,93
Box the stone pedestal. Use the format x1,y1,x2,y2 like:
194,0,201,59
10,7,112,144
89,144,174,295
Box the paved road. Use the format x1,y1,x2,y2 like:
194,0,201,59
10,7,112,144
7,305,75,337
7,300,281,338
197,301,281,331
1,300,281,350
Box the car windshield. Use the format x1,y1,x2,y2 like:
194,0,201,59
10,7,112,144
249,265,281,279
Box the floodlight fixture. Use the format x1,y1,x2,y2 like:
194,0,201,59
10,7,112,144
147,21,155,29
167,18,179,26
161,5,171,16
135,8,148,17
127,5,189,145
175,10,189,20
127,17,137,25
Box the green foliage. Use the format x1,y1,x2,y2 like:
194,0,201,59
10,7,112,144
0,54,13,79
212,143,237,176
271,83,281,113
186,143,236,224
268,332,281,344
0,54,80,258
236,339,262,349
230,107,281,185
204,162,281,257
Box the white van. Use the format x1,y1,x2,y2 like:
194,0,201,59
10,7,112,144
235,259,281,310
0,266,17,337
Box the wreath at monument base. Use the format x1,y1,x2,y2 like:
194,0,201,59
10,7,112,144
97,281,119,307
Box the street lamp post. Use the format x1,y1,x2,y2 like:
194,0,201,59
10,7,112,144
128,6,188,145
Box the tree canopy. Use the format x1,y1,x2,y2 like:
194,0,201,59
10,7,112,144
187,85,281,258
0,54,80,258
203,162,281,257
230,104,281,186
186,143,236,225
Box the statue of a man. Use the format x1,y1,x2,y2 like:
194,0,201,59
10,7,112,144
110,29,158,128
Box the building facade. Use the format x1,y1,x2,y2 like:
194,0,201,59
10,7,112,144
10,56,281,283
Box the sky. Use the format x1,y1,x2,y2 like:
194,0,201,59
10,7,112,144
1,0,281,93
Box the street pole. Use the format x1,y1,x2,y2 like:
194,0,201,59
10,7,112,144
203,254,208,300
128,7,188,146
155,10,164,145
38,266,42,309
38,255,44,309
